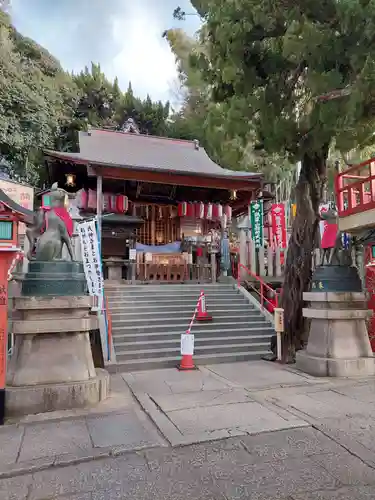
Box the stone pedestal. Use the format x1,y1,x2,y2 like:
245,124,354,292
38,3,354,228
296,291,375,377
22,261,87,296
105,258,125,282
6,260,110,417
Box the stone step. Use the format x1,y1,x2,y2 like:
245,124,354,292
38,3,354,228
115,342,270,361
110,304,254,321
107,296,246,305
111,327,274,343
106,291,237,301
104,283,271,371
113,334,272,351
106,284,234,289
112,320,268,334
107,351,270,373
111,315,266,329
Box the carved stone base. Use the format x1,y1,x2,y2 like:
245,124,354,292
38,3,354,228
6,369,110,417
6,295,109,416
7,296,98,386
22,261,86,296
296,290,374,377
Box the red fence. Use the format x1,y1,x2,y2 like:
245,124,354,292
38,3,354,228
335,157,375,217
237,263,280,312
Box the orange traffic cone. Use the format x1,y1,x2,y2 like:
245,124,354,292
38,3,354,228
178,331,196,370
196,290,213,322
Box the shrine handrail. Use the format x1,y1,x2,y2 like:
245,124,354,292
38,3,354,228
104,296,112,361
335,157,375,217
237,263,279,310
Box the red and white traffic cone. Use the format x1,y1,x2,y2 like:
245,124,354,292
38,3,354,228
196,290,213,322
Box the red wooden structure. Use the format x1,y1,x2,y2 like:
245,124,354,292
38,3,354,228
0,189,33,424
335,158,375,351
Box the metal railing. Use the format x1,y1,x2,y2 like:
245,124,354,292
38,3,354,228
237,262,280,311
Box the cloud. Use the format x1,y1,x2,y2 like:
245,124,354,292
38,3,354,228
9,0,201,102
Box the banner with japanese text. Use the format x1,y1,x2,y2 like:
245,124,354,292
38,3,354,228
271,203,287,248
249,200,264,248
78,220,104,312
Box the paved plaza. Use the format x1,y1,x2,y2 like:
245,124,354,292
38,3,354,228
3,361,375,499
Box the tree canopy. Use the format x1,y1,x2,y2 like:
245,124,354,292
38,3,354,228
190,0,375,158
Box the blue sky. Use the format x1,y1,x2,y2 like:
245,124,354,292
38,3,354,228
10,0,201,104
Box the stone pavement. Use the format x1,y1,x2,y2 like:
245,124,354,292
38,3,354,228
3,360,375,498
0,374,166,480
3,426,375,499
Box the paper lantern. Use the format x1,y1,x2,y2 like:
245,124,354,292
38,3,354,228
116,195,128,213
75,189,88,210
108,195,117,212
87,189,97,210
103,193,111,212
224,204,232,221
195,202,204,219
186,203,195,217
205,203,213,220
178,202,187,217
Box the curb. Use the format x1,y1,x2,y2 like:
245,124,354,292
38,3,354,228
0,441,162,480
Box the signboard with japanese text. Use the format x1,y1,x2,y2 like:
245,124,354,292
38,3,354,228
78,220,104,312
0,180,34,235
271,204,287,248
249,200,264,248
129,249,137,261
274,308,284,333
181,334,194,355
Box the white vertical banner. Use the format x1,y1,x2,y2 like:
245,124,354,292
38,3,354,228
78,220,104,312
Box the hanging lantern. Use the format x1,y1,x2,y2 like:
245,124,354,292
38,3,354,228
230,190,237,201
65,173,76,187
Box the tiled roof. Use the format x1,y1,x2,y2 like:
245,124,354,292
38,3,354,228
45,129,262,181
0,188,34,222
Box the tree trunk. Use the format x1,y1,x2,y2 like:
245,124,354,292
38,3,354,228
281,146,329,362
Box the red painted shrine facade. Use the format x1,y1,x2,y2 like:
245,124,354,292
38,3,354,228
43,124,263,282
335,158,375,350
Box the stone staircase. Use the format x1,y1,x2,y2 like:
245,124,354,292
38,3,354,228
105,283,273,372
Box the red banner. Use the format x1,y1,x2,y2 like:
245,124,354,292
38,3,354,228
271,203,287,248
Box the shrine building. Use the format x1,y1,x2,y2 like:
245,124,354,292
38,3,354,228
42,120,264,283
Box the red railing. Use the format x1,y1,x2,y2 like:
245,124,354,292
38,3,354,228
335,157,375,217
237,263,280,311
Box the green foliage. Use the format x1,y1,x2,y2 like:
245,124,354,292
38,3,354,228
165,26,294,180
0,10,77,184
190,0,375,161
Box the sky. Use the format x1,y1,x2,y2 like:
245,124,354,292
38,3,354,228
10,0,201,104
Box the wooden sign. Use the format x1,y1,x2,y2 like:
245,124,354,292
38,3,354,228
274,308,284,333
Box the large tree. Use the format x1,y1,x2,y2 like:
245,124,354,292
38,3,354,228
188,0,375,358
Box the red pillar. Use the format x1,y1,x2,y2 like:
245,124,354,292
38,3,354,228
0,251,16,425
